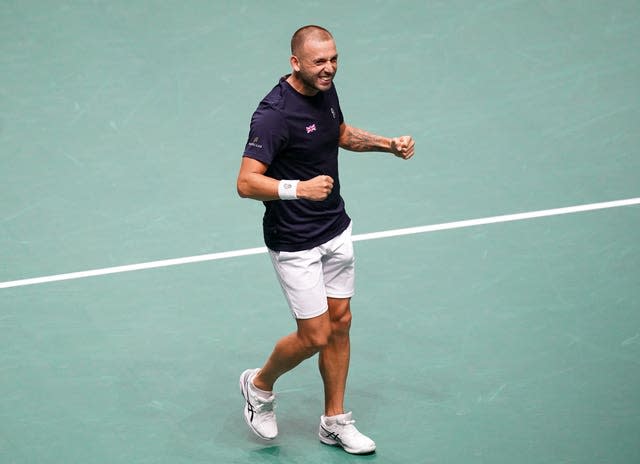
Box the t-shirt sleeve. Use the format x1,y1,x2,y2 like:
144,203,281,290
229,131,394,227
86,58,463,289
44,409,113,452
243,105,288,166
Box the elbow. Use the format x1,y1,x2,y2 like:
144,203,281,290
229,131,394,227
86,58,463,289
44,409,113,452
236,182,247,198
236,177,250,198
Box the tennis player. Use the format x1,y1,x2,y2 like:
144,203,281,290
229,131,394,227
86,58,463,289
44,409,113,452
236,25,414,454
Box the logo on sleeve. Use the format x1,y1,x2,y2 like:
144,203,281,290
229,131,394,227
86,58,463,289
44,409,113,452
330,107,336,119
248,136,263,149
306,123,317,134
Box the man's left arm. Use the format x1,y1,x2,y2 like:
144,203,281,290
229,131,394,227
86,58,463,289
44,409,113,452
339,123,415,160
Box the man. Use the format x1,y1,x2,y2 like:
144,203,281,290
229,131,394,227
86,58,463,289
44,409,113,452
237,25,414,455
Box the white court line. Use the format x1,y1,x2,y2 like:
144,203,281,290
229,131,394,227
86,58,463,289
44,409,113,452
1,197,639,290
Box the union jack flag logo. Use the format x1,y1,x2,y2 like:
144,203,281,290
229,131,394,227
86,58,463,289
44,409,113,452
306,124,316,134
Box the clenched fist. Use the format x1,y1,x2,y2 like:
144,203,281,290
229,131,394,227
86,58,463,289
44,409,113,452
297,175,334,201
390,136,415,160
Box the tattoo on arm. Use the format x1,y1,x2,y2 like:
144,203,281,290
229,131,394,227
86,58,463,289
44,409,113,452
339,125,390,152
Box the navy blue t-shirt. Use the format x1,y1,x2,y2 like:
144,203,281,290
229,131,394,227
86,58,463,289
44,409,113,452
243,76,351,252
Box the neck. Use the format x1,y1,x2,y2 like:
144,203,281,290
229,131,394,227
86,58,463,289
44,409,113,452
286,73,318,96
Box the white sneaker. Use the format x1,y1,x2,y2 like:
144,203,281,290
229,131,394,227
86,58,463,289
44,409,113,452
319,411,376,454
239,368,278,440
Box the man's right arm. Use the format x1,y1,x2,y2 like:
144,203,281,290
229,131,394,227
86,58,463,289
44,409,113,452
236,157,280,201
236,156,334,201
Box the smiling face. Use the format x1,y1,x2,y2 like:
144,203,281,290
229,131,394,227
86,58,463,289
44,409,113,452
289,36,338,96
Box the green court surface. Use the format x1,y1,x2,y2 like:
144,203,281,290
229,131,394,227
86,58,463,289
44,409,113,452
1,1,639,463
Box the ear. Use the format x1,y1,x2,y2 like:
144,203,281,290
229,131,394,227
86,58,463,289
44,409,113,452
290,55,301,72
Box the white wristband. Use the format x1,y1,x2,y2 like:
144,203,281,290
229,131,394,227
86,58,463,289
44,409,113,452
278,179,299,200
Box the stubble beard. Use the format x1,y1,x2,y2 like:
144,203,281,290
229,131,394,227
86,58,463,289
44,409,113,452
297,69,334,94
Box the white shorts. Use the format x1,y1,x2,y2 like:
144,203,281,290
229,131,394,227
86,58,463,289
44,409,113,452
268,222,355,319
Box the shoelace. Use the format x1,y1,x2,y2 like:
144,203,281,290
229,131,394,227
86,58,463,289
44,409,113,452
337,418,356,426
334,418,361,439
254,395,276,414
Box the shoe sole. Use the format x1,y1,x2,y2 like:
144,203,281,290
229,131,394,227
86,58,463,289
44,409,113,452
239,369,276,441
319,434,376,455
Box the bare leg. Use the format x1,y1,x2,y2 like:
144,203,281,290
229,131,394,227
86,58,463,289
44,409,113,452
318,297,352,416
253,311,332,392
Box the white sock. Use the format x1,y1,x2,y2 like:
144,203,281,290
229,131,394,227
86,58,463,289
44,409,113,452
250,377,273,400
324,412,351,424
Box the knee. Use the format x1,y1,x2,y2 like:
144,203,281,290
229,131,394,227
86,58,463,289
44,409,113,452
297,316,332,352
330,309,352,337
326,298,352,338
299,330,331,352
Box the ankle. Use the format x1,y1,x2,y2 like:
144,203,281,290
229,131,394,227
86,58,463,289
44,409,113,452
252,372,273,393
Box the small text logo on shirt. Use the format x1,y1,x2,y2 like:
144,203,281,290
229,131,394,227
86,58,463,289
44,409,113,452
330,107,336,119
248,136,263,149
306,124,317,134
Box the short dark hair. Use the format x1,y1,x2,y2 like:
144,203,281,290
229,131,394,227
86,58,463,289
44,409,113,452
290,25,333,55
